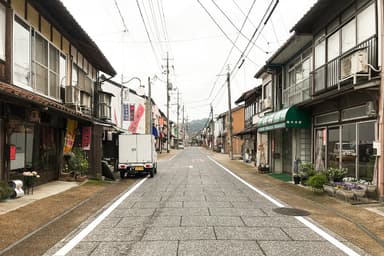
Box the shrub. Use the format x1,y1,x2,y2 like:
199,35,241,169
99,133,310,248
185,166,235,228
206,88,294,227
307,174,327,190
64,147,89,176
326,167,348,182
298,162,316,178
0,181,13,200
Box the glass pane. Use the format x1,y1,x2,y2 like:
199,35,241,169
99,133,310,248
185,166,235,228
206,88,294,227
59,54,66,87
341,124,356,177
34,33,48,66
0,5,5,60
327,127,340,169
25,125,34,168
302,58,311,79
357,3,375,43
315,40,325,69
49,72,58,99
49,45,59,72
327,31,340,61
314,129,326,171
34,63,48,94
10,128,26,170
72,65,78,87
341,19,356,53
14,19,30,86
314,66,326,92
358,121,375,181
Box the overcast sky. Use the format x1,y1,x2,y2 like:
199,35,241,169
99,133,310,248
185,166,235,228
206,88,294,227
61,0,316,121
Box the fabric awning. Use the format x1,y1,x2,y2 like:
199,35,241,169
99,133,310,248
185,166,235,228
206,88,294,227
257,107,310,132
233,126,257,136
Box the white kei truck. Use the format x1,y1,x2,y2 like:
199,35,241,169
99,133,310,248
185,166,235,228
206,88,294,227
118,134,157,178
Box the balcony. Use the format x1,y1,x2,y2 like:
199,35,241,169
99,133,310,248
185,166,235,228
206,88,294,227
282,76,312,107
313,36,377,94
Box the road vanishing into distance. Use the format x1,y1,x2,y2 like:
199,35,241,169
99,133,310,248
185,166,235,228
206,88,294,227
47,147,361,256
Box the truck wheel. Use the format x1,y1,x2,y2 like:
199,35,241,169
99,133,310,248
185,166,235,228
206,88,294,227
149,169,154,178
120,171,125,179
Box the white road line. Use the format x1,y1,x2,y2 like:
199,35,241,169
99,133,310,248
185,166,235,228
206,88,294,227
208,156,360,256
53,178,148,256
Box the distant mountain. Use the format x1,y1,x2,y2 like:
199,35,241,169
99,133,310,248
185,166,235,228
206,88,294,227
187,118,208,134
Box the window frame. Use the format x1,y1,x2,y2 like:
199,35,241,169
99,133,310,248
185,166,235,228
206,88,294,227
0,3,5,61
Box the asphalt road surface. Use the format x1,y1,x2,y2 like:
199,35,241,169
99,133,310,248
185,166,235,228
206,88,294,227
47,147,361,256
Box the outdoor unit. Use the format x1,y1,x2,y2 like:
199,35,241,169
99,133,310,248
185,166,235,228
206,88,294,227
340,48,368,84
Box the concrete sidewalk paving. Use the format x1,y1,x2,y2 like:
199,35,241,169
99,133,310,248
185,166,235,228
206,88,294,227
0,181,82,215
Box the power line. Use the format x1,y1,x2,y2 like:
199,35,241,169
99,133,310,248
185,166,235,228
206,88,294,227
136,0,162,71
113,0,129,33
148,0,165,54
211,0,268,54
196,0,258,66
157,0,171,54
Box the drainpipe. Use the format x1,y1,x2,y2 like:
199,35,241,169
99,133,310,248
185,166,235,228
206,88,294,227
379,0,384,201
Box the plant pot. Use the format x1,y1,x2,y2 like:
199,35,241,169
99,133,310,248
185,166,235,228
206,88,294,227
367,185,377,193
352,189,366,198
323,184,336,196
336,189,354,200
293,176,301,184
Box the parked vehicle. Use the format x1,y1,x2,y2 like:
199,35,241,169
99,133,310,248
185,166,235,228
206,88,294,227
118,134,157,178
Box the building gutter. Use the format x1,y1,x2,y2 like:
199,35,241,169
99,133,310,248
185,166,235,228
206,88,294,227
379,0,384,201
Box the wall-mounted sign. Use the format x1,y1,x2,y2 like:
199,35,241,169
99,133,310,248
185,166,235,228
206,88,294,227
10,144,16,160
29,110,40,123
64,119,77,153
82,126,92,150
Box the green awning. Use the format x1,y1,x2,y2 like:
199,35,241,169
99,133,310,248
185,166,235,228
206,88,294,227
257,107,310,132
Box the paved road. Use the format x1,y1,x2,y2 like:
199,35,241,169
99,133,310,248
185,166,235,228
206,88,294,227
48,147,357,256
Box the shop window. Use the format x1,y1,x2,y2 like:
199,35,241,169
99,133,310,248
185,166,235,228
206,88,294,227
327,127,340,169
0,4,5,60
13,16,31,87
341,123,357,177
9,123,34,171
358,121,375,181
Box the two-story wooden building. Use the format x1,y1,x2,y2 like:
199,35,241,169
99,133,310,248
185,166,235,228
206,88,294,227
255,0,383,198
0,0,116,184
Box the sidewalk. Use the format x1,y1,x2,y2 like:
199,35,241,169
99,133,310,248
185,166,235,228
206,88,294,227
0,181,82,215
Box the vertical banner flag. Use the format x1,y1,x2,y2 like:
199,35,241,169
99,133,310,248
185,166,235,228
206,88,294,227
82,126,92,150
128,104,145,133
64,119,77,153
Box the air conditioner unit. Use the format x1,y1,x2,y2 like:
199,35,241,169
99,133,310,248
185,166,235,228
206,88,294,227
263,98,272,109
340,48,368,83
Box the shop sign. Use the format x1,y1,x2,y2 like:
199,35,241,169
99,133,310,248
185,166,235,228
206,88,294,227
29,110,40,123
322,129,327,146
82,127,92,150
64,119,77,153
10,144,16,160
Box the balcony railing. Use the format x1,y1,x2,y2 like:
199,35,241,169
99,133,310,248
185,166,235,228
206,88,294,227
282,76,312,107
313,36,377,94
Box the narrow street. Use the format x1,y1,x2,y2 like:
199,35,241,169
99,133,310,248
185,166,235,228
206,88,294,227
47,148,362,256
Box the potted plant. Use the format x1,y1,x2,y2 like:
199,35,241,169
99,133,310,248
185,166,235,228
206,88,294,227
307,173,327,192
0,181,13,201
326,167,348,183
293,174,301,184
298,162,315,185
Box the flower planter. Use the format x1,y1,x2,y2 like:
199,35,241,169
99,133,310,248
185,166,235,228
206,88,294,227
323,184,336,196
352,189,366,198
367,185,377,193
336,189,355,200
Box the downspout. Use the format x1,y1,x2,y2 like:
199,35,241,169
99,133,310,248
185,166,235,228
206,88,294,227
378,0,384,200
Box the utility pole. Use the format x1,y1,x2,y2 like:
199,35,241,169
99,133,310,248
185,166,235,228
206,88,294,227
227,67,233,160
176,89,180,149
147,76,152,134
166,52,170,153
210,104,214,151
182,105,185,144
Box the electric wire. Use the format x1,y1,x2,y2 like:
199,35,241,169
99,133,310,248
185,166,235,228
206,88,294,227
148,0,165,54
157,0,171,54
194,0,258,108
196,0,258,66
113,0,129,33
211,0,268,54
136,0,162,72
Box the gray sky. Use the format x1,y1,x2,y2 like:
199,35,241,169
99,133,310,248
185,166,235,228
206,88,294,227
61,0,316,121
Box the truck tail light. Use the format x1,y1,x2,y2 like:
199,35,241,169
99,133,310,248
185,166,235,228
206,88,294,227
144,163,152,168
119,164,127,169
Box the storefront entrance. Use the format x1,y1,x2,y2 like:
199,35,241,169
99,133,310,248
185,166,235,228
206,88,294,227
314,121,376,181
